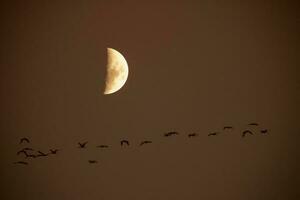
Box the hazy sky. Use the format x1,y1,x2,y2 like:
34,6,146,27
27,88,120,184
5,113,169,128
1,1,299,200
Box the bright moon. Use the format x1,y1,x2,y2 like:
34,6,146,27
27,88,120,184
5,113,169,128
103,48,129,95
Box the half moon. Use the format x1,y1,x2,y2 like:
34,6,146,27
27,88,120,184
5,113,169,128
103,48,129,95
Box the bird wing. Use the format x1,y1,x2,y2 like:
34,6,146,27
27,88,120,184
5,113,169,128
249,123,258,126
20,138,30,143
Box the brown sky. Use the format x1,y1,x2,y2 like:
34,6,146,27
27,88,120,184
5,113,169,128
0,1,299,200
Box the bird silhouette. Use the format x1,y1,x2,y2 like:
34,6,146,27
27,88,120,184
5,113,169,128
223,126,233,130
36,151,48,157
88,160,98,164
188,133,197,138
164,133,171,137
13,161,28,165
49,149,59,154
17,150,28,156
19,138,30,144
78,142,88,148
261,129,268,134
120,140,130,146
164,131,179,137
242,130,253,137
140,141,152,146
248,123,259,126
208,132,219,136
96,145,109,148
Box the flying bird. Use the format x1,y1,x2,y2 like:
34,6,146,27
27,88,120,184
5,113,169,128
13,161,28,165
19,137,30,144
88,160,98,164
140,141,152,146
242,130,253,137
261,129,268,134
17,150,28,156
223,126,233,130
120,140,129,146
208,132,219,136
78,142,88,148
164,133,171,137
17,150,36,158
96,145,109,148
49,149,59,154
248,123,259,126
164,131,179,137
188,133,197,138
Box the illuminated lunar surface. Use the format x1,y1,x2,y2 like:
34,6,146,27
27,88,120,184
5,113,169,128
103,48,129,95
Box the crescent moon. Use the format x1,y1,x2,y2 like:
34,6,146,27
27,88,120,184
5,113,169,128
103,48,129,95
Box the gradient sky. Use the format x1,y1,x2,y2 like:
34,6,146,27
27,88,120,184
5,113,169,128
1,1,299,200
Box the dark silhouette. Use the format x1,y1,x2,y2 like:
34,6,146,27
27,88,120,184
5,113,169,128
223,126,233,130
17,150,28,156
261,129,268,134
96,145,109,148
17,150,36,158
248,123,259,126
19,137,30,144
120,140,129,146
49,149,59,154
140,141,152,146
164,133,171,137
88,160,98,164
164,131,179,137
188,133,197,138
13,161,28,165
78,142,88,148
242,130,253,137
36,151,48,157
208,132,219,136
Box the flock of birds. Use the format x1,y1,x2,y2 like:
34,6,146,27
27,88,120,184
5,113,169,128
13,123,269,166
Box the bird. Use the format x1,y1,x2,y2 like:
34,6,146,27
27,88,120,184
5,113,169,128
13,161,28,165
17,150,28,156
36,151,48,157
188,133,197,138
208,132,219,136
140,141,152,146
261,129,268,134
120,140,129,146
164,133,171,137
78,142,88,148
49,149,59,154
164,131,179,137
19,137,30,144
223,126,233,130
248,123,259,126
88,160,98,164
242,130,253,137
96,145,109,148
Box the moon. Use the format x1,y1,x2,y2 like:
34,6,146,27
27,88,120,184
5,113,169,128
103,48,129,95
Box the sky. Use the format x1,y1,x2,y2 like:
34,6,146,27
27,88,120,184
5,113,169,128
0,1,299,200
